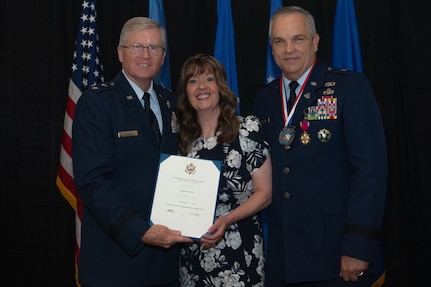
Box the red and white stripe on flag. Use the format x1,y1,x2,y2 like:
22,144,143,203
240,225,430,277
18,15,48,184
56,0,104,285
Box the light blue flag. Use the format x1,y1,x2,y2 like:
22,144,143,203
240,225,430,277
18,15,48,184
149,0,172,88
331,0,363,72
265,0,283,84
214,0,240,114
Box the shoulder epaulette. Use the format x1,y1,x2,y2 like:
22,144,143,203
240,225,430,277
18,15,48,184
264,77,279,87
154,82,173,93
326,66,357,76
90,81,116,93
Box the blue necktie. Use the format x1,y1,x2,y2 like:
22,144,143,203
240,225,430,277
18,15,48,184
288,81,299,111
143,92,160,142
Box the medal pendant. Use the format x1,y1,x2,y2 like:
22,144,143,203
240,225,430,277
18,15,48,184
279,126,295,149
299,119,311,146
300,131,311,145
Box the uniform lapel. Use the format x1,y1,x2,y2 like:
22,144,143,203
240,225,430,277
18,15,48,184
153,85,178,149
267,79,286,128
115,72,160,145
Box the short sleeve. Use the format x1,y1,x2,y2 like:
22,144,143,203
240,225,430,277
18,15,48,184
238,115,271,174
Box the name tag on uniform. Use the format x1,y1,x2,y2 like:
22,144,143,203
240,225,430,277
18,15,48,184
117,130,138,138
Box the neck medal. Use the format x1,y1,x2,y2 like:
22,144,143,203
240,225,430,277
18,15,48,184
279,126,296,149
300,119,311,145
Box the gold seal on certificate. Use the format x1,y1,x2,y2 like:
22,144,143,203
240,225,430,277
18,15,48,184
150,153,222,239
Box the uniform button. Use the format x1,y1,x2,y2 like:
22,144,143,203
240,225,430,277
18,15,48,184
283,167,290,174
284,192,291,199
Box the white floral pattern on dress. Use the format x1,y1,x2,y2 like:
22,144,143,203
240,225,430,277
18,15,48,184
180,115,270,287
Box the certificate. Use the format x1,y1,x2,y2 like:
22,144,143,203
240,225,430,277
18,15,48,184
150,153,222,239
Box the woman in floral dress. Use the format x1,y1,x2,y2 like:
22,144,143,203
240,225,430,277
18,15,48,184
176,54,272,287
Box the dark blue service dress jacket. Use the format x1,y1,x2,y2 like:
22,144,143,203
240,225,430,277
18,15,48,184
72,71,179,287
254,59,387,284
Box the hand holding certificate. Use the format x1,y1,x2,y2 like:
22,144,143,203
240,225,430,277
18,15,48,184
150,154,222,239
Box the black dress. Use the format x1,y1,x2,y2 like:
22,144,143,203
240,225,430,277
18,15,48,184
179,115,270,287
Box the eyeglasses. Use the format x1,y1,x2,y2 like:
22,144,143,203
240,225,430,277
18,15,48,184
120,44,165,56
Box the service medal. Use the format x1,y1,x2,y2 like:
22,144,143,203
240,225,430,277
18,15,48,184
279,126,296,149
300,119,311,145
300,131,311,145
317,128,331,142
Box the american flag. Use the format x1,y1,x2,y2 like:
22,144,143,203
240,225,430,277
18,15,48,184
56,0,103,285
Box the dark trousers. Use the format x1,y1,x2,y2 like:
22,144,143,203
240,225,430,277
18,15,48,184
81,281,179,287
265,275,377,287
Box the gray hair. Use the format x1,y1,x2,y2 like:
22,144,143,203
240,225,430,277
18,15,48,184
269,6,317,37
118,17,167,49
